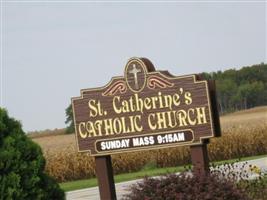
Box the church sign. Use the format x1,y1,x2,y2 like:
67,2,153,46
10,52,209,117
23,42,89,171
72,58,220,156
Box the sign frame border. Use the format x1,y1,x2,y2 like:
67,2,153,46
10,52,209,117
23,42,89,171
72,62,216,155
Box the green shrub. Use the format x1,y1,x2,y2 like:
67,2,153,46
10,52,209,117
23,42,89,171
0,108,65,200
238,173,267,200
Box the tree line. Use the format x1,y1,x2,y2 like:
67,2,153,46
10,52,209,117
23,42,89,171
65,63,267,133
202,63,267,113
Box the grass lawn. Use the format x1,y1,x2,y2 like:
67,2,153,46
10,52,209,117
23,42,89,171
60,154,267,192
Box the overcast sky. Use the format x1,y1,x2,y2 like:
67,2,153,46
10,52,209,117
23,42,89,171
1,1,266,132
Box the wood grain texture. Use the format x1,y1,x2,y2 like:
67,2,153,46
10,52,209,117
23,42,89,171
72,58,220,156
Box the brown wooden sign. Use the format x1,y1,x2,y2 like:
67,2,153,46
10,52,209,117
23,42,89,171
72,58,220,156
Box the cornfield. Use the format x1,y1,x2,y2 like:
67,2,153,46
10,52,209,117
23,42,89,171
32,107,267,182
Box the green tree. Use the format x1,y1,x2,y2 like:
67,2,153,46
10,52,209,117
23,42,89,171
216,79,238,113
237,84,251,109
0,108,65,200
237,81,265,109
204,63,267,113
65,104,74,134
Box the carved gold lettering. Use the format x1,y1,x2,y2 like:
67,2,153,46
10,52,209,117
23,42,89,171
164,94,173,110
85,121,97,137
113,96,121,114
185,92,192,105
88,100,98,117
113,118,122,134
104,119,114,135
144,98,151,110
134,115,143,132
158,92,164,108
177,110,188,126
111,91,194,115
148,113,157,130
156,112,168,129
134,94,144,113
78,122,87,138
88,99,103,117
151,96,158,109
122,100,130,113
128,97,136,112
167,111,177,128
196,107,207,124
146,107,208,131
121,117,131,133
188,108,196,125
173,93,180,106
94,120,103,136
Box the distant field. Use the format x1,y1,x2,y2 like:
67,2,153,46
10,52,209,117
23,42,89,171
220,106,267,129
32,133,75,153
30,106,267,182
32,106,267,153
28,128,66,138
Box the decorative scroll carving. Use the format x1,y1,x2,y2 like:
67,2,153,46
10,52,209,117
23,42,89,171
147,75,174,89
102,80,127,96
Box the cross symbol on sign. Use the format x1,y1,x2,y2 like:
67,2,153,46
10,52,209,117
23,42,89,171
129,64,142,90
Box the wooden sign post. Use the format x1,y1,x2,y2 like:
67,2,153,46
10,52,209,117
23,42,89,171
95,155,116,200
190,140,210,176
72,58,220,199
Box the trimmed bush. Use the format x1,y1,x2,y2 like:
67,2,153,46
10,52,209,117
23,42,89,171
122,173,250,200
0,108,65,200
